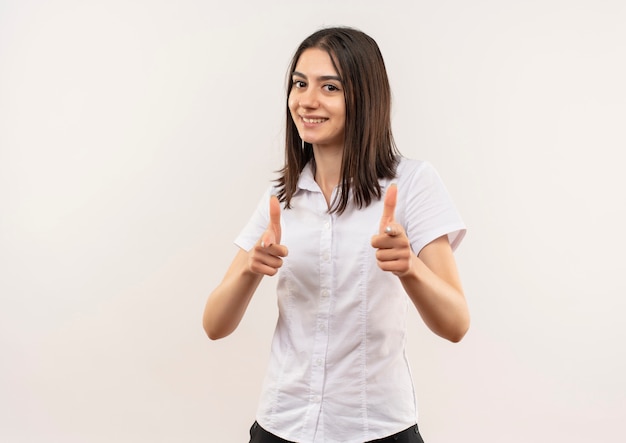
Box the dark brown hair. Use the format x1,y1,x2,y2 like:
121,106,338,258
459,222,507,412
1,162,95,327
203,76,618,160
275,26,400,214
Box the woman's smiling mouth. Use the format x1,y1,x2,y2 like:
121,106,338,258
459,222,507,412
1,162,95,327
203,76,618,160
302,116,328,124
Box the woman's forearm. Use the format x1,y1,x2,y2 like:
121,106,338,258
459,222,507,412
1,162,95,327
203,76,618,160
399,249,470,342
202,250,263,340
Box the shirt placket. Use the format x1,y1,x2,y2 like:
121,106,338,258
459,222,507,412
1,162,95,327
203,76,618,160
305,210,334,441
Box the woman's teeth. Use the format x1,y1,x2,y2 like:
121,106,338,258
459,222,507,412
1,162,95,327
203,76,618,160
303,117,326,123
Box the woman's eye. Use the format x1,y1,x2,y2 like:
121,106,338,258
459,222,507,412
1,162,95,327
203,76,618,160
293,80,306,88
324,84,339,92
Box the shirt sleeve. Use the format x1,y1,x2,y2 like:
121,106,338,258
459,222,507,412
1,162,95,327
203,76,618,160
234,186,274,251
399,160,466,255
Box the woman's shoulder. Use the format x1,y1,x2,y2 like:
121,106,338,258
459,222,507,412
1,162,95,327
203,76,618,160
395,156,437,182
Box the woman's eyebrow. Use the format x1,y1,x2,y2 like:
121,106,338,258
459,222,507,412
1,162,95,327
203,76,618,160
293,71,342,82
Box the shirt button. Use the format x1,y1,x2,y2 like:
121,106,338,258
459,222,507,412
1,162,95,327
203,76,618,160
318,324,326,332
322,252,330,261
321,289,329,298
316,358,323,366
324,222,330,230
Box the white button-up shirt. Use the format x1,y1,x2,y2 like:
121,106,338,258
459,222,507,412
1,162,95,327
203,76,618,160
235,157,465,443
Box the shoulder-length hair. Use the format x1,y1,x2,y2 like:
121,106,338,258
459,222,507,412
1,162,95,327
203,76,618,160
275,26,400,214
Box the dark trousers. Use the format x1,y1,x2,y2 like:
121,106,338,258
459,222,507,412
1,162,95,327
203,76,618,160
249,421,425,443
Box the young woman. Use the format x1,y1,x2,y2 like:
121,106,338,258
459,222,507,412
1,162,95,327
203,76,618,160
203,27,469,443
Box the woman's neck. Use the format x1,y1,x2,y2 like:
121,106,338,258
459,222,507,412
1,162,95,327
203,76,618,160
312,144,343,208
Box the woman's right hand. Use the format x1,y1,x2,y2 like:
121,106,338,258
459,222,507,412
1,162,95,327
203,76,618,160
248,195,288,276
203,195,288,339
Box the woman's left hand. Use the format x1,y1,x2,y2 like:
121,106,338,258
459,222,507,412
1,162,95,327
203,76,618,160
371,184,414,277
371,184,469,341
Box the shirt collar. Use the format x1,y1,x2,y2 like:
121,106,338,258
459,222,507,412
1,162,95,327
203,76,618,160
295,161,395,195
296,162,321,193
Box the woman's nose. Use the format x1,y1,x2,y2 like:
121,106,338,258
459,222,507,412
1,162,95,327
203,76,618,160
299,88,319,108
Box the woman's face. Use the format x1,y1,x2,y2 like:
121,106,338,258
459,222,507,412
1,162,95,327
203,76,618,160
288,48,346,151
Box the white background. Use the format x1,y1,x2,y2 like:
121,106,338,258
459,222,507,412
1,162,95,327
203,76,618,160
1,1,625,442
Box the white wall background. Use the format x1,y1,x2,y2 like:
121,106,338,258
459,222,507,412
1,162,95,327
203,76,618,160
1,0,625,442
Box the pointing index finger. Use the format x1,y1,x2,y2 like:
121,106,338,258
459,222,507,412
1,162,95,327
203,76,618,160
269,195,282,243
379,184,397,233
